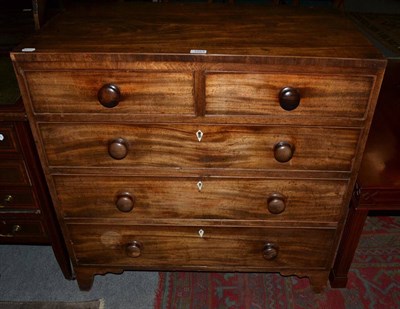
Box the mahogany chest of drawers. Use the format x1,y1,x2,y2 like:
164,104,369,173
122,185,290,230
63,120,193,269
11,3,386,291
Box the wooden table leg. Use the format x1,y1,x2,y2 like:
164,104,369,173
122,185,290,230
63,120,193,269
329,193,368,288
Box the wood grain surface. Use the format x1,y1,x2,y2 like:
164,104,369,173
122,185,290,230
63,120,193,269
54,175,347,222
40,123,360,172
13,3,383,59
68,223,335,269
206,72,373,118
25,70,195,115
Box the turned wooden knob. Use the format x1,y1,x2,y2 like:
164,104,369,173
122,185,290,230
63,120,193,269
126,241,143,258
279,87,300,111
274,142,294,163
108,138,128,160
267,193,286,214
263,242,279,260
115,192,135,212
98,84,121,108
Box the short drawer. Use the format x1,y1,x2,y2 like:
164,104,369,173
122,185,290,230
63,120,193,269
0,124,19,153
68,224,335,269
25,70,195,115
40,123,360,172
0,160,30,185
0,219,46,239
55,176,347,223
206,72,373,119
0,188,37,210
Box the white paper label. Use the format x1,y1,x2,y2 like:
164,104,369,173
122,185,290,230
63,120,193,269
190,49,207,54
22,48,36,52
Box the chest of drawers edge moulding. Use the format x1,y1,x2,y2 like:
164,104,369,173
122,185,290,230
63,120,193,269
10,3,387,292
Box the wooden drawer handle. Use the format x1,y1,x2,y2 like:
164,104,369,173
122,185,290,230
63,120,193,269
126,241,143,258
273,141,294,163
267,193,286,214
98,83,121,108
115,192,135,212
108,138,128,160
263,242,279,260
279,87,300,111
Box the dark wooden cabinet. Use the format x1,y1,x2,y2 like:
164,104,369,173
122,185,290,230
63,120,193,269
11,2,386,291
0,101,72,279
0,2,71,278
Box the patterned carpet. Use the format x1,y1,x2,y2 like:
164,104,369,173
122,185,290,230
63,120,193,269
155,216,400,309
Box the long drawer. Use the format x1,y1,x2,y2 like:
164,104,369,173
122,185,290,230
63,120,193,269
0,160,30,185
55,176,347,222
206,72,373,118
68,223,335,269
40,123,360,171
25,70,195,115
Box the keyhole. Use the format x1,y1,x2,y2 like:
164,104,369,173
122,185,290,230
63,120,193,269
196,130,203,142
0,134,4,141
198,229,204,237
197,181,203,191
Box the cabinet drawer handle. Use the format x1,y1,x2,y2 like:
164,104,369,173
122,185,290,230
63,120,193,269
263,242,279,260
12,224,22,234
273,141,294,163
108,138,128,160
267,193,286,214
279,87,300,111
0,195,14,208
4,195,13,203
115,192,135,212
1,224,23,237
98,83,121,108
126,241,143,258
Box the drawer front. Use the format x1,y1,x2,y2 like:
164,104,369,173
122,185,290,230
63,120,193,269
206,73,373,118
55,176,347,222
25,71,195,115
0,160,30,185
68,224,335,269
0,189,37,210
0,124,19,153
0,219,46,239
40,123,360,171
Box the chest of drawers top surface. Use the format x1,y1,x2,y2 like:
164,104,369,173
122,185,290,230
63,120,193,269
10,3,386,292
12,3,383,60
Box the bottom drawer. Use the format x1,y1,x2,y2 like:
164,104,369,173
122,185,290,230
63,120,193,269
0,219,47,240
68,224,335,270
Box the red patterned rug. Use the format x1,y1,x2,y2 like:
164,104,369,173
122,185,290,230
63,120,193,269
155,216,400,309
